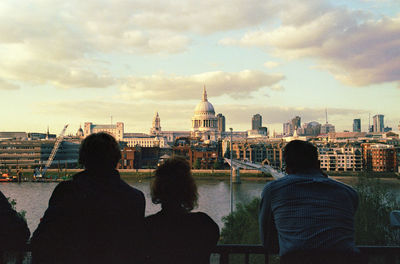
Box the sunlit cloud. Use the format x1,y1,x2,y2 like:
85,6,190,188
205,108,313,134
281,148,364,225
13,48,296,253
119,70,285,100
0,79,19,90
220,1,400,87
264,61,280,68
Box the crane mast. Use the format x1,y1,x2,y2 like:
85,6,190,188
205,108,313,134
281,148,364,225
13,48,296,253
39,124,69,178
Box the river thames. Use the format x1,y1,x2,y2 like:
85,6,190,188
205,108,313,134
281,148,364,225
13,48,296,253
1,177,399,233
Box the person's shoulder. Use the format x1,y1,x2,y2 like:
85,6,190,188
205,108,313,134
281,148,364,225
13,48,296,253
118,179,145,198
189,212,218,227
326,177,357,194
262,175,292,193
144,211,163,226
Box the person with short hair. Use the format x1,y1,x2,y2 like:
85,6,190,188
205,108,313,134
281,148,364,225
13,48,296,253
145,157,220,264
31,132,145,264
259,140,359,264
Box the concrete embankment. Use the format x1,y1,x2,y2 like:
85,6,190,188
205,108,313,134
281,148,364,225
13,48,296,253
5,168,399,182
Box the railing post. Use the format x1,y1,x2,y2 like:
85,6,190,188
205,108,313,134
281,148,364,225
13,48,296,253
244,253,249,264
220,252,229,264
264,253,269,264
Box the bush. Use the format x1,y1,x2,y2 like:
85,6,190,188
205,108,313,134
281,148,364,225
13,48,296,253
354,177,400,246
7,197,26,221
220,198,261,244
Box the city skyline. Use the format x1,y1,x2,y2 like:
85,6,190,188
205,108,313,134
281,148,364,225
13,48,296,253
0,0,399,134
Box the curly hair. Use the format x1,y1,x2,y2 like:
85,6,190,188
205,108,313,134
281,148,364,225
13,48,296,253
151,157,198,211
79,132,121,171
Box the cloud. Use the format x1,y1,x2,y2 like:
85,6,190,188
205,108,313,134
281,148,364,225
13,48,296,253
264,61,280,68
220,1,400,87
0,79,19,90
0,59,114,89
119,70,285,100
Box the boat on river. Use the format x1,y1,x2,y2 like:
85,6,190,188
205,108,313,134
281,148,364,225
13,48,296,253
0,173,15,182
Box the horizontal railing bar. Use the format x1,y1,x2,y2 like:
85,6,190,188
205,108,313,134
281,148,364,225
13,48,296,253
213,244,400,254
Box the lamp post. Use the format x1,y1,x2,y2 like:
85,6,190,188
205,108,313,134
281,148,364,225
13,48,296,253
229,127,233,213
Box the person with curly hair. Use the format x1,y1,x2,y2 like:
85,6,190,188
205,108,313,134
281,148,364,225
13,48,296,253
145,156,219,264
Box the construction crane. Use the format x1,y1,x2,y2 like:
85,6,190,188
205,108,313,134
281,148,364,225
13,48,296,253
35,124,69,178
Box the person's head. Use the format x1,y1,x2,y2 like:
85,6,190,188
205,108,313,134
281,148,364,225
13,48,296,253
283,140,320,174
151,156,198,211
79,132,121,172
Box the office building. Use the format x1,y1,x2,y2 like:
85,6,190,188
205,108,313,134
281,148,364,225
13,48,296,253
373,114,384,132
84,122,124,141
252,114,262,130
283,122,292,136
217,113,226,132
291,116,301,130
321,123,335,134
353,119,361,132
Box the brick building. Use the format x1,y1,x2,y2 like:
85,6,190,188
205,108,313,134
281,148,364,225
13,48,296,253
362,143,397,172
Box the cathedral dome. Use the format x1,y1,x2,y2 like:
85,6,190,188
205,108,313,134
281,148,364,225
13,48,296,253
194,87,215,116
194,101,215,115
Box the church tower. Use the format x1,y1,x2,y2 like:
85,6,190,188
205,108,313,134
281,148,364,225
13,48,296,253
150,112,161,135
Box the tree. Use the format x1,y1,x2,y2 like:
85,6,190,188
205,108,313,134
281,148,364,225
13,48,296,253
193,158,201,169
213,159,221,170
354,177,400,246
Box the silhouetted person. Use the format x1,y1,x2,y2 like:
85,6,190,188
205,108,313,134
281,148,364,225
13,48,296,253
31,133,145,264
0,191,30,251
145,157,219,264
259,140,360,264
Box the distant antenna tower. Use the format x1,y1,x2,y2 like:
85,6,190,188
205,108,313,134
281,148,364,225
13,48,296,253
110,115,113,125
325,108,328,124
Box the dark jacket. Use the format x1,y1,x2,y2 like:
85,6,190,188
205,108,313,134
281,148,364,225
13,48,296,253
0,191,30,250
31,169,145,264
145,204,220,264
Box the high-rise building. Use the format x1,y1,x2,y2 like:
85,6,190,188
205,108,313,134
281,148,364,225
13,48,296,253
283,122,292,136
353,119,361,132
252,114,262,130
217,113,226,132
373,114,384,132
321,123,335,134
291,116,301,130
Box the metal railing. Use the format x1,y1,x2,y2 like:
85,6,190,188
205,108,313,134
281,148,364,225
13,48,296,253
212,245,400,264
1,244,400,264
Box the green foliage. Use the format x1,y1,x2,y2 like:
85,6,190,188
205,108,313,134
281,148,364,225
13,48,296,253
193,158,201,169
354,177,400,246
213,159,221,170
221,198,261,244
6,197,26,221
220,198,278,264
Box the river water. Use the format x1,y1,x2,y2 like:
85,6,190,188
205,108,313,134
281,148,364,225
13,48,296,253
1,177,399,234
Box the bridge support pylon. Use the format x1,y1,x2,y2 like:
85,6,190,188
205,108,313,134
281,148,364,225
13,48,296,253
233,167,241,184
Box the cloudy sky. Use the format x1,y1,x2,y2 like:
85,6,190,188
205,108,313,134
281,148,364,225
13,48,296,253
1,0,399,135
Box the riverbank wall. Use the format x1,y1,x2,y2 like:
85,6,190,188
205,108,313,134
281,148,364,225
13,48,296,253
5,168,399,182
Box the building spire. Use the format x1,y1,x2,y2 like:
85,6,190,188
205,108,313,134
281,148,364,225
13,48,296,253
202,85,207,102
